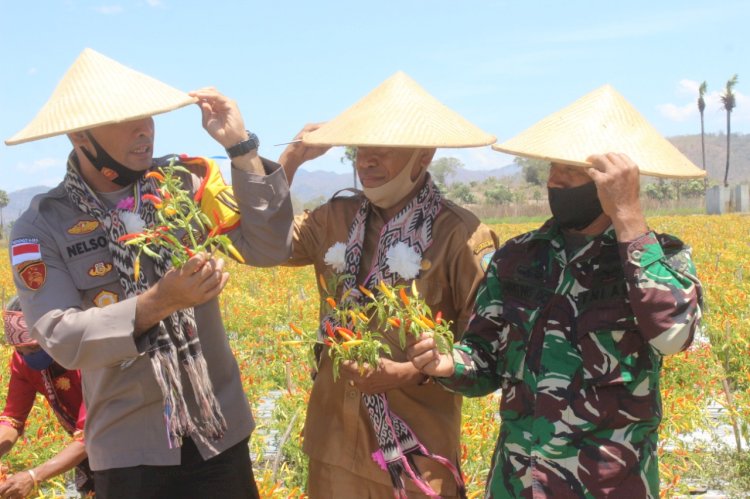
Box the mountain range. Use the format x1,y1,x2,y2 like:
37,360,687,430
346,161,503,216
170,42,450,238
3,134,748,224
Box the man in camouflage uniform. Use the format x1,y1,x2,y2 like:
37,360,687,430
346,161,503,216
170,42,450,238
408,86,705,498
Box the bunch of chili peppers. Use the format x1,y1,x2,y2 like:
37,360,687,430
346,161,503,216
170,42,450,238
287,276,454,381
117,162,244,280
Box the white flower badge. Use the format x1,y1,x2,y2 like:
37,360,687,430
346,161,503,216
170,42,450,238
385,242,422,280
324,242,347,273
120,211,145,235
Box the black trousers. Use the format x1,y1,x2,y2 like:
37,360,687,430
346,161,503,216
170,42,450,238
93,437,260,499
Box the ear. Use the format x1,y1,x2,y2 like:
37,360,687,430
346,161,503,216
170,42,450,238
68,131,88,148
419,148,437,167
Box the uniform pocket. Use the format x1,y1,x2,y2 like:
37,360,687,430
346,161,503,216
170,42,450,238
580,329,643,386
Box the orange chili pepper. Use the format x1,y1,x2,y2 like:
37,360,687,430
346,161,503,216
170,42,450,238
387,317,401,328
336,327,355,341
420,315,435,329
399,287,410,306
289,323,304,336
134,258,141,281
358,285,375,299
325,297,337,309
319,274,329,293
145,171,165,182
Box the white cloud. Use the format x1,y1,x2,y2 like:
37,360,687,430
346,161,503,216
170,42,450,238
145,0,165,8
27,67,37,76
94,5,123,14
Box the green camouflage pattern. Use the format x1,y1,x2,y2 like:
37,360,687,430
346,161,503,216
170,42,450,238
440,220,703,498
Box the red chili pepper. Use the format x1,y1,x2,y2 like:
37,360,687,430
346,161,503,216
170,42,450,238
141,193,163,208
325,322,335,339
184,245,195,258
435,311,443,324
117,233,142,242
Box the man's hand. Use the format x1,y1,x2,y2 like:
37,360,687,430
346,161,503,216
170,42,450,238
189,88,247,148
0,469,34,498
340,358,422,394
135,253,229,335
278,123,331,184
586,152,649,242
406,333,455,378
190,88,264,174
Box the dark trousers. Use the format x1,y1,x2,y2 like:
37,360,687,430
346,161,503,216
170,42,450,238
93,437,260,499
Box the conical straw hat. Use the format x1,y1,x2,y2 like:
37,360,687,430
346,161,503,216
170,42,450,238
492,85,705,179
6,48,196,145
302,71,496,148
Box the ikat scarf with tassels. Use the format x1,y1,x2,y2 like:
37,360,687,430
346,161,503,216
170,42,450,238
319,174,466,499
64,153,226,448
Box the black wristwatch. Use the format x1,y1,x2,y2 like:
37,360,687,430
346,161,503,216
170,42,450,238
225,131,260,159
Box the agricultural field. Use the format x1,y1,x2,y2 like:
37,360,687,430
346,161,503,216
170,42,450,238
0,213,749,497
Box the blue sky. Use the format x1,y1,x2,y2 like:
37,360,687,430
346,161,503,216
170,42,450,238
1,0,748,192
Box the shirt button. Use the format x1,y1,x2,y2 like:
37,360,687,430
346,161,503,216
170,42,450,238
632,249,643,261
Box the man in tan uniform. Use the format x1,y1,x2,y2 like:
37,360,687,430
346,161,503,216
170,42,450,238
279,71,499,498
5,49,293,498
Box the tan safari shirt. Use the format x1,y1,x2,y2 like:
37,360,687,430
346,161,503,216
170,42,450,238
287,191,498,496
9,158,293,470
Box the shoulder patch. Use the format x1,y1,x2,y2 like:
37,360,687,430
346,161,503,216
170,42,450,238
473,239,495,255
17,261,47,290
10,238,41,266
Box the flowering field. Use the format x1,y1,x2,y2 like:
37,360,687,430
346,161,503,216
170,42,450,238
0,213,749,497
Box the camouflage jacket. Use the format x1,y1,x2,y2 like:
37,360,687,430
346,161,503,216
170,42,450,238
440,220,703,499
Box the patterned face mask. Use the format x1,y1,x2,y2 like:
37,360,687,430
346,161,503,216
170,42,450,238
80,131,147,187
548,181,603,230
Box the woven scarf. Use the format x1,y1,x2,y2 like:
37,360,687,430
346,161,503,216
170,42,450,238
64,153,226,448
40,368,79,434
320,174,466,498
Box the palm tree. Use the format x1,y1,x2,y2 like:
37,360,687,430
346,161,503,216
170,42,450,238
721,74,739,187
341,146,358,189
697,81,708,187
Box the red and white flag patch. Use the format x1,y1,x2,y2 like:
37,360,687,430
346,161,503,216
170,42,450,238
11,238,42,266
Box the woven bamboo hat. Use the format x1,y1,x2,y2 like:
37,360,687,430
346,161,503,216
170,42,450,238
492,85,705,178
302,71,496,148
5,48,196,146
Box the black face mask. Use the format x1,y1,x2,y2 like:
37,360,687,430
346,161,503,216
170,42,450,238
79,132,146,187
548,182,603,230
